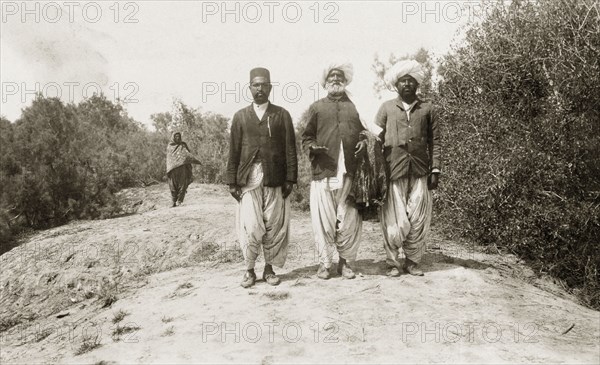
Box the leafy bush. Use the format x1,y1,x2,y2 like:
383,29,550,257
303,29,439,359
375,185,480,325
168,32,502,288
436,0,599,308
0,96,231,251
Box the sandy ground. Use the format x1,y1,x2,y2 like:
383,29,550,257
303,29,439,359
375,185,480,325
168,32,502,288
1,183,598,364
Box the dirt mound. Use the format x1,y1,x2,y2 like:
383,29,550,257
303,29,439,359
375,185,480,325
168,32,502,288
1,183,598,364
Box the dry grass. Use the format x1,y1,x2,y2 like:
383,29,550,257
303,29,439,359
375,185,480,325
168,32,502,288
75,332,101,356
34,327,54,342
0,316,21,332
111,324,141,342
161,315,174,323
111,309,130,324
263,291,290,301
177,282,193,290
161,325,175,337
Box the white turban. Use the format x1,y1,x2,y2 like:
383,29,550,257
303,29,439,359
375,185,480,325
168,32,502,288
320,62,354,88
384,60,425,90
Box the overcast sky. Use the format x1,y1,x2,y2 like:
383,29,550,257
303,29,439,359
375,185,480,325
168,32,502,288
1,1,479,127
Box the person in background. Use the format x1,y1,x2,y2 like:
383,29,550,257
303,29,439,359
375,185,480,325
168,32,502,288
166,132,200,207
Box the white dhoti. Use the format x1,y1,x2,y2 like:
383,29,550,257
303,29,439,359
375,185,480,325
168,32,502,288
237,163,290,270
309,142,362,268
381,176,432,266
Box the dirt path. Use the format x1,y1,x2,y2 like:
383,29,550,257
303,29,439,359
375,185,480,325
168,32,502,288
1,183,598,364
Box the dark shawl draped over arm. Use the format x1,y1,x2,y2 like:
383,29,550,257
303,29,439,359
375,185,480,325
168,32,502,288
351,134,388,209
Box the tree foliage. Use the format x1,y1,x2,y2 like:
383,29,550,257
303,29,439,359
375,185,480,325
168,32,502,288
0,95,228,253
372,47,435,99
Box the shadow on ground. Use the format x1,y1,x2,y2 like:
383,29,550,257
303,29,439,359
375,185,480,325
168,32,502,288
278,251,492,283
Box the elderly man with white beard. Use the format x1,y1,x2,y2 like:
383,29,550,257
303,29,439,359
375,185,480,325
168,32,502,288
302,62,368,280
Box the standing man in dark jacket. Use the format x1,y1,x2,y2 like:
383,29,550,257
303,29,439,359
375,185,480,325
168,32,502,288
227,67,298,288
374,60,441,277
302,62,368,280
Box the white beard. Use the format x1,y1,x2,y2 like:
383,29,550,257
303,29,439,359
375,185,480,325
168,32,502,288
325,82,346,95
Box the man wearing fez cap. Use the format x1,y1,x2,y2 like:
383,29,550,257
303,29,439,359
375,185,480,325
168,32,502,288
374,60,441,277
250,67,270,80
227,67,298,288
302,62,368,280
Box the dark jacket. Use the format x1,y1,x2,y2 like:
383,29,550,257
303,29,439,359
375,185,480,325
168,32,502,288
301,93,367,180
227,103,298,187
374,97,441,179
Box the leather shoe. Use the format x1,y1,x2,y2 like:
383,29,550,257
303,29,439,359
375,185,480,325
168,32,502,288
240,270,257,288
317,264,331,280
337,258,356,279
403,260,424,276
387,267,401,277
263,267,281,286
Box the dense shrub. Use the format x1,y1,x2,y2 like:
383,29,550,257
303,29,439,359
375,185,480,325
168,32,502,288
436,0,599,308
0,96,229,252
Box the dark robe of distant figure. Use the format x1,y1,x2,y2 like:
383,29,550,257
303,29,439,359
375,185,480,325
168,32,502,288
166,132,201,207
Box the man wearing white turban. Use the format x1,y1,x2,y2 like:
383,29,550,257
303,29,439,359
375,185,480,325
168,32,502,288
374,59,441,277
384,59,426,88
319,62,354,89
302,63,368,280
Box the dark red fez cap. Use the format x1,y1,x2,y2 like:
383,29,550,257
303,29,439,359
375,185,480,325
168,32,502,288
250,67,270,82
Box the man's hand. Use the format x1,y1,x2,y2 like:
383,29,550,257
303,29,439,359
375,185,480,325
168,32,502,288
428,173,439,190
229,184,242,202
354,140,367,157
282,181,294,199
309,145,329,154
